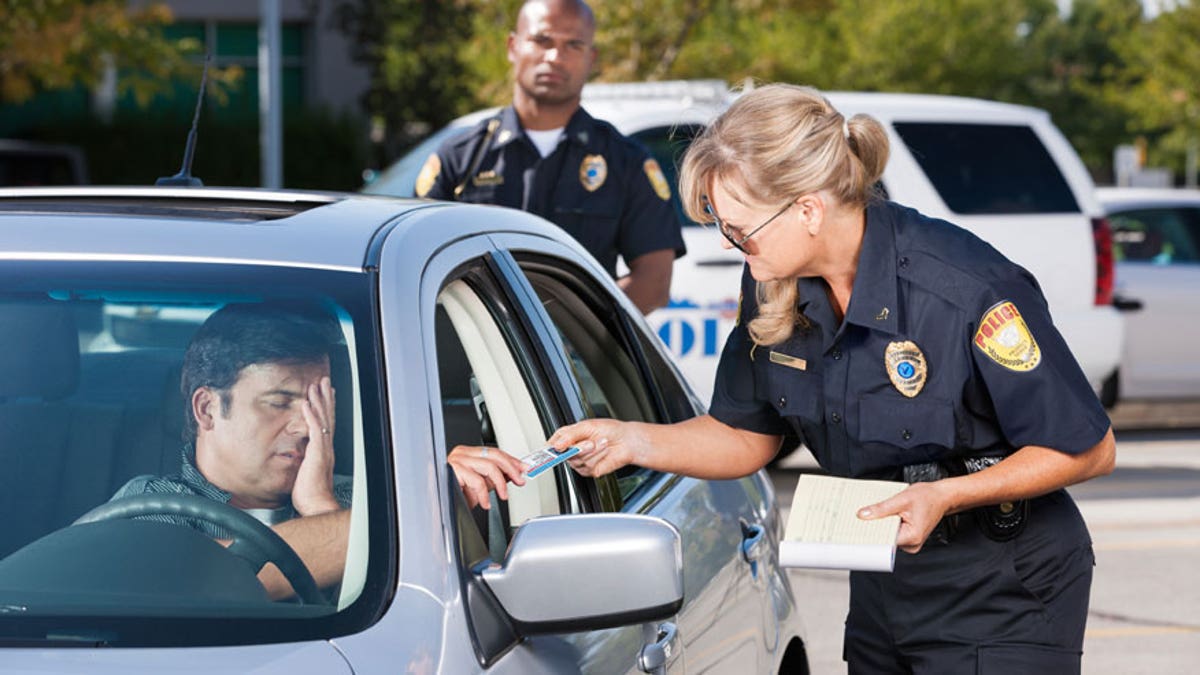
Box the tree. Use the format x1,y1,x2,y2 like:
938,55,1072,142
0,0,210,106
1114,1,1200,179
334,0,480,159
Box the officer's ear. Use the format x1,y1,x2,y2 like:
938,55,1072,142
797,194,824,237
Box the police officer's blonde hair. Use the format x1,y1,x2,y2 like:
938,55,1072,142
679,83,889,346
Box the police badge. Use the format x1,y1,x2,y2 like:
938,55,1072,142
580,154,607,192
885,340,927,398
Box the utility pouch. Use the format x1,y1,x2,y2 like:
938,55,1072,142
902,461,958,545
960,456,1028,542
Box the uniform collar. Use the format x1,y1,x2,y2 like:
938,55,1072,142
844,201,900,335
495,105,597,151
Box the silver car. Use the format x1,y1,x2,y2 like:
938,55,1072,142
1098,187,1200,400
0,187,807,674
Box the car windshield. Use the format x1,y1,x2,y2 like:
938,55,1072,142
0,260,387,646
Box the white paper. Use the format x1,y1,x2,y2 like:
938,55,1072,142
781,474,907,572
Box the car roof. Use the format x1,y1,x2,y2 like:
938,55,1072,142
0,186,563,271
1095,186,1200,210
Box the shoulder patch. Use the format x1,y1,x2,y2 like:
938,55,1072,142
644,158,672,201
414,154,440,198
973,301,1040,372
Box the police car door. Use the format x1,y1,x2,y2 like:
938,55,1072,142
494,240,782,674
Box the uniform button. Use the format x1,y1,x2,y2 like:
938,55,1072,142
901,429,913,440
898,256,909,268
832,349,843,360
779,396,787,407
831,412,842,423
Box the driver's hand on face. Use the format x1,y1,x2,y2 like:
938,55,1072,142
292,376,340,516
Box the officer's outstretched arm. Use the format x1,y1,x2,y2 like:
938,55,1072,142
618,249,674,314
551,414,781,480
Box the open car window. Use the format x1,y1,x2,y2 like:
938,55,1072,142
0,261,388,647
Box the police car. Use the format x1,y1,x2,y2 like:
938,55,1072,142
366,80,1123,411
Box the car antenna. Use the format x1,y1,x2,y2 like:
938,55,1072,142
156,53,210,187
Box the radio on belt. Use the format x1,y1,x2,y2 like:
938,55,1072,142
520,445,581,478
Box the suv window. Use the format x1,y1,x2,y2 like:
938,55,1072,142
1110,207,1200,264
893,122,1079,215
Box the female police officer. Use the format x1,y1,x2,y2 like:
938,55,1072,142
548,83,1116,674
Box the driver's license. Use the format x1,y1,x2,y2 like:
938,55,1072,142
520,445,581,478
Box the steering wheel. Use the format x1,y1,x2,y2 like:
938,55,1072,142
73,494,324,605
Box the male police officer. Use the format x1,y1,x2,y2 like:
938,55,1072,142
415,0,685,314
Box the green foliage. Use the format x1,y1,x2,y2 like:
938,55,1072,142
0,0,237,107
1113,2,1200,175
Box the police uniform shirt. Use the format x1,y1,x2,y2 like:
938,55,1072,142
710,200,1111,478
416,106,686,277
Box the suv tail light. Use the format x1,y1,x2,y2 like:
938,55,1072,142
1092,216,1114,306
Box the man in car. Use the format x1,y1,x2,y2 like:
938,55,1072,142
109,301,353,599
110,301,528,599
414,0,685,314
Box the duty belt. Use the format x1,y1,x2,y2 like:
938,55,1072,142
902,456,1029,544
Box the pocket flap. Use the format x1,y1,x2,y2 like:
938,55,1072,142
858,393,955,450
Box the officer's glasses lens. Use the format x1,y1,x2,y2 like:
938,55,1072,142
703,196,748,253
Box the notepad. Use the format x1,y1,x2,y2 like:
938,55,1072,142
780,474,908,572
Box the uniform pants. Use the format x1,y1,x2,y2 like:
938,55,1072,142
844,490,1094,674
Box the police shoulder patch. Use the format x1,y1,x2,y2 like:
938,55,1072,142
644,158,671,201
973,300,1041,372
414,154,440,197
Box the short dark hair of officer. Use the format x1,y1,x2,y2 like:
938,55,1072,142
679,83,890,346
180,301,340,440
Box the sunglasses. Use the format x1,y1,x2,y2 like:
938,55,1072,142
702,195,797,253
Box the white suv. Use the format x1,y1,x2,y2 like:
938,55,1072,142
365,80,1123,408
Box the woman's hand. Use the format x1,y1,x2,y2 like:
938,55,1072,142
549,419,645,477
856,481,954,554
448,445,526,510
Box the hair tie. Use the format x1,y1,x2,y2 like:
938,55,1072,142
842,118,851,141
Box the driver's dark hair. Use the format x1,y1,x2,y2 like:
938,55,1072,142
181,301,341,440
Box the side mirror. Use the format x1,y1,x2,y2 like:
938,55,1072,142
481,513,683,634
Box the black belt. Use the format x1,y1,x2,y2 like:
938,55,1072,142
903,456,1029,544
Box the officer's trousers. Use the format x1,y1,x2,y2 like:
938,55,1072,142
844,489,1093,675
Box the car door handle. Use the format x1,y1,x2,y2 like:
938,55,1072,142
696,257,744,267
741,522,766,563
638,621,679,673
1113,294,1143,312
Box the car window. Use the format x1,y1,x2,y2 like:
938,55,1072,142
516,256,698,504
0,261,389,646
893,122,1080,215
632,125,705,228
1110,207,1200,264
435,276,583,558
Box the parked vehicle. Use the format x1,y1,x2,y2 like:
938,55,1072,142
367,81,1123,410
1097,187,1200,400
0,139,88,186
0,186,808,674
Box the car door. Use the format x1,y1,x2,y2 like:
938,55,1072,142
491,235,789,674
1110,205,1200,398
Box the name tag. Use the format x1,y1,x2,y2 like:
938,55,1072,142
472,170,504,187
769,351,807,371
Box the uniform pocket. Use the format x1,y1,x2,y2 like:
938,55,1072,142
857,392,955,451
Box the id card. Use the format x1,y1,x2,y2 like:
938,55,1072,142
520,445,580,478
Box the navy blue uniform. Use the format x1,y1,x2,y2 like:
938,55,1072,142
711,200,1110,673
417,106,685,277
